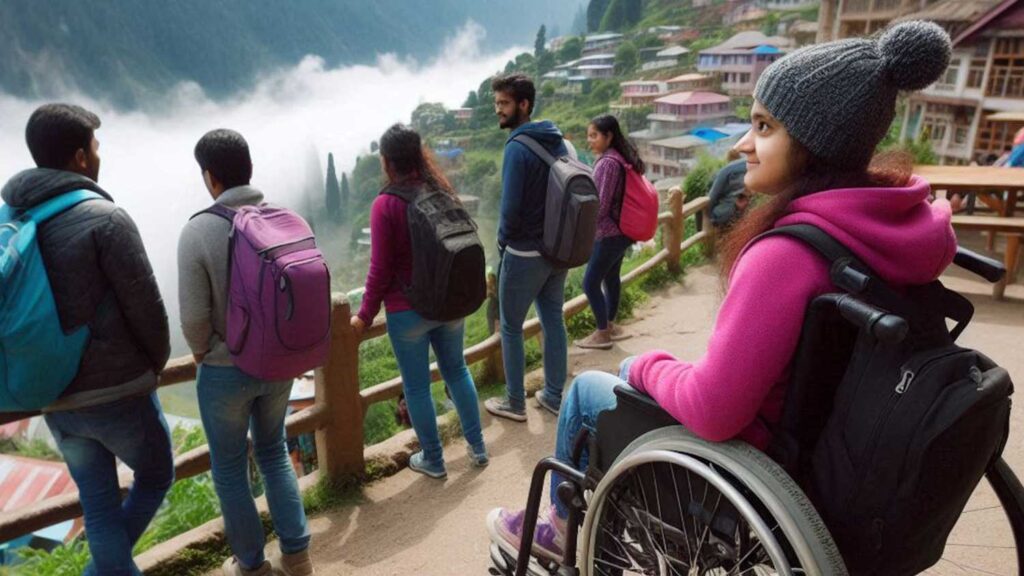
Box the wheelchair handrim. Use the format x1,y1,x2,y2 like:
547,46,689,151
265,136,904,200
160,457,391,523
580,448,794,576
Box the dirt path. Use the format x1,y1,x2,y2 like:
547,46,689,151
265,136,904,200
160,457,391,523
218,250,1024,575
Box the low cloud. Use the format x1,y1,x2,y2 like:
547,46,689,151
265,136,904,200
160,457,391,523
0,21,519,355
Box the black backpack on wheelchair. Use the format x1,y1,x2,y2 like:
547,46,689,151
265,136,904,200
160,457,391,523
761,225,1013,575
491,224,1021,576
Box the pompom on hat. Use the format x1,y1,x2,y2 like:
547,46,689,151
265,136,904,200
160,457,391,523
754,20,952,170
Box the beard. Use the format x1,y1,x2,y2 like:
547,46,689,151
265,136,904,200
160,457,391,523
498,108,525,130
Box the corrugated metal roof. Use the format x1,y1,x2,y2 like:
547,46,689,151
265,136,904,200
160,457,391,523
0,455,76,514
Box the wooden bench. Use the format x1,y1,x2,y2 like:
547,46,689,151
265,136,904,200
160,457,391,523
951,214,1024,299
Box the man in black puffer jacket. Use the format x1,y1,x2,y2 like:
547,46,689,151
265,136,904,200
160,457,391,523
1,104,173,576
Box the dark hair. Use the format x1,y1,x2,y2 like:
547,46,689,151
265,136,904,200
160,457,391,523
25,103,101,169
591,114,646,175
718,146,912,281
193,129,253,190
491,74,536,115
379,124,455,197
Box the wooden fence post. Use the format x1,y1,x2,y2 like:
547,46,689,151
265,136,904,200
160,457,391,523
484,270,504,384
314,296,365,482
666,188,684,274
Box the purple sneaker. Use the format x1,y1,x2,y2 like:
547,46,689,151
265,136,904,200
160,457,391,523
486,506,565,563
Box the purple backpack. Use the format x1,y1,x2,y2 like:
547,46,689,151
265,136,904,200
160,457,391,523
200,203,331,380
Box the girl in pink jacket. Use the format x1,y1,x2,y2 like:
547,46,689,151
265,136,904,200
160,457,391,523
489,20,956,563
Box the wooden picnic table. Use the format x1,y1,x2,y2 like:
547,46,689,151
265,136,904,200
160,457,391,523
915,165,1024,298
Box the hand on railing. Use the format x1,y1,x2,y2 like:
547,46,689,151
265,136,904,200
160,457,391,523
350,315,366,338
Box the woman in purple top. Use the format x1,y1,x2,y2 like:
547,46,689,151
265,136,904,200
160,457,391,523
350,124,487,479
575,115,644,350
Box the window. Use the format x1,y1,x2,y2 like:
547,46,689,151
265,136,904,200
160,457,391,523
967,61,986,89
936,64,959,90
954,126,969,145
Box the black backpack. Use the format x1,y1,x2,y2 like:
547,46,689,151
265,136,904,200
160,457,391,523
764,224,1013,576
513,135,599,269
383,184,486,322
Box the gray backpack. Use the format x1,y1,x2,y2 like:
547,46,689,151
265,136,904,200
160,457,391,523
514,135,599,269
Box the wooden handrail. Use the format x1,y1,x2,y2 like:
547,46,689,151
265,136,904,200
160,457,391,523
0,187,711,546
0,403,328,542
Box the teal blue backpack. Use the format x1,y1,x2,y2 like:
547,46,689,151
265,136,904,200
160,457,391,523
0,190,100,411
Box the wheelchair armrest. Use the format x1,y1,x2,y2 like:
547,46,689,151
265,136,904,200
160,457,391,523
613,385,673,419
593,386,679,471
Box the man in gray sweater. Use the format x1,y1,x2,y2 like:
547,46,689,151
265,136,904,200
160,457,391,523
177,129,314,576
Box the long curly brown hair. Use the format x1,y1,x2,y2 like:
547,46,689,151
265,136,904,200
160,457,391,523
717,144,913,282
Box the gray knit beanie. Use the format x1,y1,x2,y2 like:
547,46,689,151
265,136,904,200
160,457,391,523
754,20,952,170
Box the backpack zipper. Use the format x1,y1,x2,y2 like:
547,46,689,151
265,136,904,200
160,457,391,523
856,348,967,498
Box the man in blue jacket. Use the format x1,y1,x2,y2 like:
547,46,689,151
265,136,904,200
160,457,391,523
485,74,569,422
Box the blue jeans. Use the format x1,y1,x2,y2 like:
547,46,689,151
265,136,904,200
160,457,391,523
44,392,174,576
499,252,568,411
550,358,635,518
387,309,484,465
197,364,310,570
583,235,633,330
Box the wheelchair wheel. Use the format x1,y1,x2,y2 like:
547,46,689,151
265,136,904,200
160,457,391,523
578,426,847,576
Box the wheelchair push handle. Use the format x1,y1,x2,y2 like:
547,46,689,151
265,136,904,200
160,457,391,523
828,293,909,344
954,246,1005,284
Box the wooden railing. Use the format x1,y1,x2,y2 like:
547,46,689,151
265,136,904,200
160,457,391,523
0,189,710,547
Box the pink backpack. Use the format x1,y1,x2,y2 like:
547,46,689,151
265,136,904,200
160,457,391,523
201,204,331,380
611,158,659,242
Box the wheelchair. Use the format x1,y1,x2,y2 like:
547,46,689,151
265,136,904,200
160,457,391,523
489,246,1024,576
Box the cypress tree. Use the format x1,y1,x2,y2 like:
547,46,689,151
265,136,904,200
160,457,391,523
534,25,547,59
325,153,341,221
340,172,350,222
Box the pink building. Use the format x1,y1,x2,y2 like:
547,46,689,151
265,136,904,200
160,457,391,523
616,80,670,108
647,91,734,133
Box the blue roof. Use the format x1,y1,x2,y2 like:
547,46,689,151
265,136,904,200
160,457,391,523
752,45,782,54
434,148,464,159
690,127,728,142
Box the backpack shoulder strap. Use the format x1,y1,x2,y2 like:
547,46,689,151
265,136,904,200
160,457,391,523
190,203,237,222
24,190,103,223
381,185,420,204
757,224,880,294
512,135,558,167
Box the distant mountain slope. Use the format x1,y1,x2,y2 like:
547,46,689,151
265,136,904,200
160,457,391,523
0,0,582,106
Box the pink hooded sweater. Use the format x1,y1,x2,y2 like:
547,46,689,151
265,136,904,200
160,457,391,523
628,175,957,450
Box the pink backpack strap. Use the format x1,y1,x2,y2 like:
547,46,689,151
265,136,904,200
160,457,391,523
190,203,237,222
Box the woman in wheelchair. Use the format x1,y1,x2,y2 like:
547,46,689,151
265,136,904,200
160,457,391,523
488,20,960,566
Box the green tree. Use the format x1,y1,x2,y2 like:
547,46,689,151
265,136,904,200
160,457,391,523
534,25,547,59
536,50,556,75
599,0,627,32
614,40,639,75
557,36,584,63
683,153,727,202
325,153,341,221
587,0,611,32
340,172,351,221
463,90,479,108
411,102,454,136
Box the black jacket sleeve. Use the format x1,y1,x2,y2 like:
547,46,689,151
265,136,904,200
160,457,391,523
96,207,171,372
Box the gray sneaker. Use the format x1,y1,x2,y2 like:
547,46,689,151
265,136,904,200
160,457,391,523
467,444,490,468
535,389,561,416
222,557,271,576
270,548,315,576
485,397,527,422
